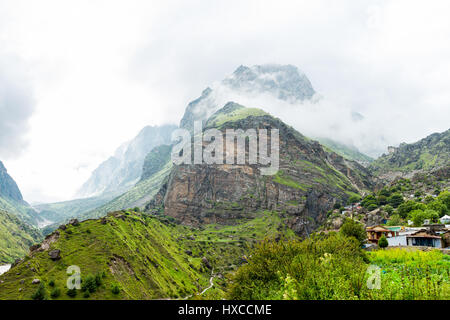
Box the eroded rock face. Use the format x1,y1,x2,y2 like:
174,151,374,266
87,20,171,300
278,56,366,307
148,110,374,237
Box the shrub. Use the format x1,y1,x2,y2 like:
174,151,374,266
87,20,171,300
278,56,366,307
340,218,367,246
111,284,121,295
388,193,404,208
66,288,77,298
31,284,47,300
48,279,55,287
82,274,98,293
378,235,388,248
50,287,61,299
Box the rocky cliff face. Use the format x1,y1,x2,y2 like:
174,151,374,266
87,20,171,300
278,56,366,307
0,161,23,203
180,64,316,132
147,104,373,237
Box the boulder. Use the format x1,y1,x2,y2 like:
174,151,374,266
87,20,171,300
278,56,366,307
68,219,80,226
49,249,61,261
201,257,212,269
31,279,40,285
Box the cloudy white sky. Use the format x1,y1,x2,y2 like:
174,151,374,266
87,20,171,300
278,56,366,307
0,0,449,203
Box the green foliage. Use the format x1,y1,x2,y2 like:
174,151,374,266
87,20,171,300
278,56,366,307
378,235,388,248
111,284,121,295
387,214,402,226
66,288,77,298
339,218,366,246
50,287,61,299
31,284,47,300
227,233,368,300
409,209,439,226
229,237,450,300
48,279,55,287
384,205,394,215
347,195,361,205
387,193,404,208
0,210,42,263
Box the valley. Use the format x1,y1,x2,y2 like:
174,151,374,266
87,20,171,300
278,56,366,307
0,64,448,301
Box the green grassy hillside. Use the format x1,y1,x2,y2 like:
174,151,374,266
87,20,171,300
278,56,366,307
0,210,42,264
370,129,449,176
0,210,295,300
315,137,373,165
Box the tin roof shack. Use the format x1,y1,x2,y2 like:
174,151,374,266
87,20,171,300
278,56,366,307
366,226,399,245
406,230,444,248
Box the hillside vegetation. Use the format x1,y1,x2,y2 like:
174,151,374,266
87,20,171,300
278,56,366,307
0,210,42,264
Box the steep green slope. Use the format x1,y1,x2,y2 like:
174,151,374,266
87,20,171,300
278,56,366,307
0,210,42,264
370,129,450,177
0,210,295,300
315,137,373,165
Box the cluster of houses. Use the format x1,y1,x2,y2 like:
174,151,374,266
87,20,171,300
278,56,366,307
366,223,450,249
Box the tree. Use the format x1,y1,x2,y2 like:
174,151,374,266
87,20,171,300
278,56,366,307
347,195,361,206
340,218,366,246
384,205,394,215
388,193,404,208
377,195,388,206
378,235,388,248
31,284,47,300
387,214,402,226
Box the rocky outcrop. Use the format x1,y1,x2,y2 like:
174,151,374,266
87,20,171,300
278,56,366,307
0,161,24,202
147,105,374,237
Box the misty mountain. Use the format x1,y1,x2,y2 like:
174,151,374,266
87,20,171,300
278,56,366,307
369,128,450,180
0,160,42,226
76,124,177,199
180,64,316,132
314,137,374,166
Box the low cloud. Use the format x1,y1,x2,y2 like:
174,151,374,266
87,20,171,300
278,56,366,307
0,55,35,159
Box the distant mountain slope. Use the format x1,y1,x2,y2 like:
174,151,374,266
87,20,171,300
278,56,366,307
0,210,42,263
34,194,116,226
180,64,316,132
78,146,173,221
0,160,42,226
369,129,450,179
76,124,177,198
315,137,374,165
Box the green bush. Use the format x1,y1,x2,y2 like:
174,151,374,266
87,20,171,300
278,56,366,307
48,279,55,287
378,235,388,248
66,288,77,298
111,284,121,295
340,218,367,246
31,284,47,300
50,287,61,299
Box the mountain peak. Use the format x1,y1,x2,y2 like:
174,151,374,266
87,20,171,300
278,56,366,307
224,64,315,101
180,64,315,131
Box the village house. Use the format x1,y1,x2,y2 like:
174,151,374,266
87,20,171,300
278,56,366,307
366,225,399,244
406,230,444,248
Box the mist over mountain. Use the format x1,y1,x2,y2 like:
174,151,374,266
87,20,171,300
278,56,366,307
178,64,390,158
76,124,177,199
180,64,316,132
